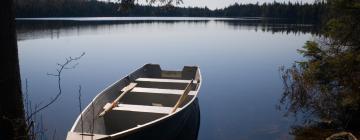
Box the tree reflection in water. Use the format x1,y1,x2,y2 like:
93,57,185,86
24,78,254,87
279,0,360,139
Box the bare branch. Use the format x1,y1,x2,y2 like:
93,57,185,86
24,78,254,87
78,85,84,140
52,129,56,140
26,52,85,121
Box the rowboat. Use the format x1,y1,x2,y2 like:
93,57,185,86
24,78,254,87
67,64,202,140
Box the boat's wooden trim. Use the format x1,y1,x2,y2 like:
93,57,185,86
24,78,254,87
136,78,197,84
113,104,181,114
126,87,197,96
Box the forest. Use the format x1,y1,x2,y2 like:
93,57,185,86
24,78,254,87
15,0,326,23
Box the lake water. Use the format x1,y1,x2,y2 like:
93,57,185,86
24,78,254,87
16,17,316,140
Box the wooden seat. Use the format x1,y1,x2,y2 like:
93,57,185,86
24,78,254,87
122,87,196,96
113,104,181,114
136,78,197,84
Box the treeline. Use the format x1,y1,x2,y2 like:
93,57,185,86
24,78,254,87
215,2,326,22
15,0,326,23
15,0,213,17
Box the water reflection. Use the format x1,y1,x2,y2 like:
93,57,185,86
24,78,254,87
16,20,210,41
218,20,320,35
16,19,319,41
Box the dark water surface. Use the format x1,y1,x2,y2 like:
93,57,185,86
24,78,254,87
16,17,317,140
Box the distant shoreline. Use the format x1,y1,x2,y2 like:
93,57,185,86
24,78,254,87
15,1,325,24
15,17,268,21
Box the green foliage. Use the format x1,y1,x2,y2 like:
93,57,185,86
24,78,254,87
280,0,360,136
299,41,323,60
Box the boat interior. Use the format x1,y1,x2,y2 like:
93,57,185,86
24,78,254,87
68,64,201,139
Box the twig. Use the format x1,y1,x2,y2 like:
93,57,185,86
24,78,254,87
25,79,30,120
26,52,85,121
52,129,56,140
78,85,84,140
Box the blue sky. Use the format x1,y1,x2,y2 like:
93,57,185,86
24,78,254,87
134,0,316,9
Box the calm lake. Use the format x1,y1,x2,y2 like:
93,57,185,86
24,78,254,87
16,17,317,140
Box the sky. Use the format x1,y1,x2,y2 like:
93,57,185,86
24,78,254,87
134,0,316,10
